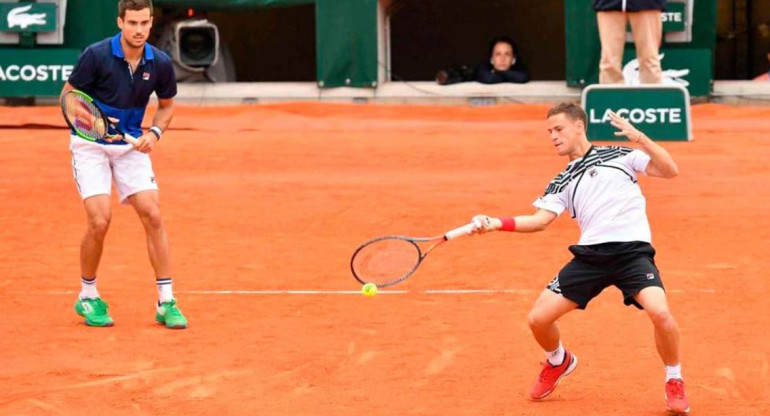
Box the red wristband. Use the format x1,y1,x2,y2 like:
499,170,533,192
498,217,516,231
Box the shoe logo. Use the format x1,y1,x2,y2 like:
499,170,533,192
646,273,655,280
80,301,93,314
150,176,155,184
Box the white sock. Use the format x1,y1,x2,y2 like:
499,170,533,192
157,277,174,303
665,363,682,382
79,276,99,300
546,342,566,366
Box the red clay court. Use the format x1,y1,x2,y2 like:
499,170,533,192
0,102,768,415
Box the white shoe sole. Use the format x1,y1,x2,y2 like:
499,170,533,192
665,394,691,414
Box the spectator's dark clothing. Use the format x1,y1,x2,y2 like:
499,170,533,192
436,64,475,85
593,0,666,12
473,60,530,84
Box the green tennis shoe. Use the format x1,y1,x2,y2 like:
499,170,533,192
156,299,187,329
74,297,114,327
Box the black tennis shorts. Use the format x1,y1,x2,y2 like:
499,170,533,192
545,241,665,310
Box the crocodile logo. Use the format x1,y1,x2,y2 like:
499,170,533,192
7,5,47,30
622,54,690,87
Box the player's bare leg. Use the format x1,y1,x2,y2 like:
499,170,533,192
527,289,579,399
128,190,187,329
128,190,170,277
634,286,690,414
634,286,680,364
528,289,578,350
74,194,114,327
80,194,112,277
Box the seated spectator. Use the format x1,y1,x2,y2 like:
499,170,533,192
436,36,530,85
473,36,531,84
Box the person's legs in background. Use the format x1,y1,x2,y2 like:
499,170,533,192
629,10,663,84
597,11,628,84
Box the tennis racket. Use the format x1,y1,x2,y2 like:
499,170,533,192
61,89,138,146
350,220,480,288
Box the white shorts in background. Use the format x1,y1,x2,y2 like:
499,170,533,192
69,135,158,204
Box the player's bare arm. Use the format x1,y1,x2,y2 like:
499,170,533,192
472,209,558,234
152,97,174,132
608,111,679,179
135,98,174,153
60,81,74,98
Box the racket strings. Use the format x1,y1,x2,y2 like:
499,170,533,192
351,238,421,286
63,94,106,138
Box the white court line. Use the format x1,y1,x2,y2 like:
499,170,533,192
45,288,716,295
0,366,185,406
424,289,535,294
185,290,409,295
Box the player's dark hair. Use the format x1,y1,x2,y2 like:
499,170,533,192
118,0,153,18
547,102,587,132
488,36,517,58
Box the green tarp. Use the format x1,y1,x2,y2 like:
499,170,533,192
64,0,117,49
316,0,378,88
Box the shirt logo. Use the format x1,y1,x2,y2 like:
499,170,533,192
547,275,561,293
588,168,598,177
646,273,655,280
142,72,150,81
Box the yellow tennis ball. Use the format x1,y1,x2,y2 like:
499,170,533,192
361,283,378,298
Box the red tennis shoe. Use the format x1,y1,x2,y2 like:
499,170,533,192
665,378,691,414
530,350,578,399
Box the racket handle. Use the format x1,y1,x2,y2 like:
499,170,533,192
444,221,480,240
123,133,139,147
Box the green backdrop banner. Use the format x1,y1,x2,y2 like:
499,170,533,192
0,0,117,98
0,48,80,97
315,0,377,88
565,0,718,97
661,2,686,32
582,85,692,141
0,3,57,32
62,0,117,50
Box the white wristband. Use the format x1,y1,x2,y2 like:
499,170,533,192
149,126,163,140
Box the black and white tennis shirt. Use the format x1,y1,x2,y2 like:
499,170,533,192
534,146,652,245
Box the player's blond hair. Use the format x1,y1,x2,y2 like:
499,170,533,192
547,102,587,132
118,0,153,18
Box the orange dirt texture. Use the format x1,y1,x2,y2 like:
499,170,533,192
0,102,768,415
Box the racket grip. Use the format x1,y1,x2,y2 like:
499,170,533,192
123,133,139,147
444,222,478,240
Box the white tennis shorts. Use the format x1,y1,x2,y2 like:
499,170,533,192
70,135,158,204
